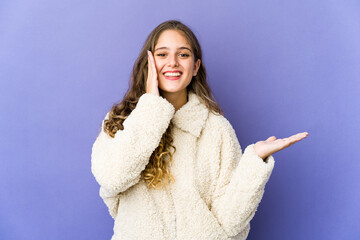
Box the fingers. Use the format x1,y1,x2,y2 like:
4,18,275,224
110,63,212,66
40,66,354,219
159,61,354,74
149,51,157,73
147,50,157,76
147,51,151,76
147,50,153,78
265,136,277,142
282,132,309,146
147,50,153,72
146,50,159,95
290,132,309,141
263,132,309,154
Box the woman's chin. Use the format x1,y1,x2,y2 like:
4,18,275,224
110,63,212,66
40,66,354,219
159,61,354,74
159,87,187,95
158,81,190,94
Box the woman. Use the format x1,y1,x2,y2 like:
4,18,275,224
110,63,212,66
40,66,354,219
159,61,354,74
91,20,309,240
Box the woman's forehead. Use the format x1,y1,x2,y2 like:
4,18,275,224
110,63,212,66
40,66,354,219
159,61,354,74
155,30,191,49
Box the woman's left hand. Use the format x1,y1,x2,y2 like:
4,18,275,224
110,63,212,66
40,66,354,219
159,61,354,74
253,132,309,160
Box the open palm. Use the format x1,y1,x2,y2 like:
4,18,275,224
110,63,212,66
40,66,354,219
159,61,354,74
254,132,309,160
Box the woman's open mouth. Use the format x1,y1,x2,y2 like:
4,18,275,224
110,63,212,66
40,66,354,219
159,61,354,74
163,71,182,80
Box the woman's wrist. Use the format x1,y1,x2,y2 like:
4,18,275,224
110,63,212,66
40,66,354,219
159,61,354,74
253,144,268,161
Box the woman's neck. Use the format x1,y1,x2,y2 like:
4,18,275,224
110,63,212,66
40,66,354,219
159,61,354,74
160,89,188,112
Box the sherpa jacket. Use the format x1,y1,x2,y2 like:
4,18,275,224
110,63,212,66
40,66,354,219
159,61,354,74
91,91,275,240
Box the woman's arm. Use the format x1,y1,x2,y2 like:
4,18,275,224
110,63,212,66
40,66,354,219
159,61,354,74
210,118,275,237
91,93,175,198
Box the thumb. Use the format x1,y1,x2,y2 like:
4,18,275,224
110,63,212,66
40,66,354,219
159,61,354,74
265,136,277,142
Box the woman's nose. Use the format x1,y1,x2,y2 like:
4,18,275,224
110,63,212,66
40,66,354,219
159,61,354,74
167,54,179,67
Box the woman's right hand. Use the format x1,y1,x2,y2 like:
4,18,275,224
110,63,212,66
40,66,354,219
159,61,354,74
146,50,160,96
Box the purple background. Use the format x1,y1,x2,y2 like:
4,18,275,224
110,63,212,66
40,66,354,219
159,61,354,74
1,1,359,239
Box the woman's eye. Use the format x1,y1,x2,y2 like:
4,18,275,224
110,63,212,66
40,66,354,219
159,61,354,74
156,53,190,57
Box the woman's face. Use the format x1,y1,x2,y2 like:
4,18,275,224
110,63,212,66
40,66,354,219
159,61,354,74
153,30,201,95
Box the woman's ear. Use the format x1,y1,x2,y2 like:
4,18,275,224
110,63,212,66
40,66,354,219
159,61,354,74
193,59,201,76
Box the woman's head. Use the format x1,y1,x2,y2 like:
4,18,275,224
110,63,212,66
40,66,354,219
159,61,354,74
103,20,223,190
152,29,201,96
129,20,217,105
144,20,202,96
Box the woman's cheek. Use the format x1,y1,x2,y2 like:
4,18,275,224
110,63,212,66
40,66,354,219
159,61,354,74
154,61,162,73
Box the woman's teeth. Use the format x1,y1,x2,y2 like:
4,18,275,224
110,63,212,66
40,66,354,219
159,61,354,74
164,72,181,76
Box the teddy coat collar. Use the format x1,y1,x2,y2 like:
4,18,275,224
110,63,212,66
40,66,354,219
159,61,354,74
171,91,209,138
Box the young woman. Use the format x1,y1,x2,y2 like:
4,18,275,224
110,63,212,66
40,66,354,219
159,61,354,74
91,20,309,240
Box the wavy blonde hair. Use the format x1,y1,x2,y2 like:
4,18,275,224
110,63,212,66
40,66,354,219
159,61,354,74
102,20,223,190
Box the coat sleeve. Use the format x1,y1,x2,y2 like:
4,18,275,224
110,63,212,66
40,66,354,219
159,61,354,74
91,93,175,218
210,117,275,238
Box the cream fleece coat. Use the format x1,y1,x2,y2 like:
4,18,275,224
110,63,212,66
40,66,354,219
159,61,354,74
91,91,275,240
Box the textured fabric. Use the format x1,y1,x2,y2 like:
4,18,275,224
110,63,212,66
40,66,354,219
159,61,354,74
91,91,275,240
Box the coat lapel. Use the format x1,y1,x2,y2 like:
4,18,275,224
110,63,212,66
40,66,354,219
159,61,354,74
171,91,209,138
168,92,229,239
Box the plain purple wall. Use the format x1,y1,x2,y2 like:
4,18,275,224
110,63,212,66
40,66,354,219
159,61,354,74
1,0,359,239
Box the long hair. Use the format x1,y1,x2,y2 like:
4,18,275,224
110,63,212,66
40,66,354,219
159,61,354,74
102,20,223,190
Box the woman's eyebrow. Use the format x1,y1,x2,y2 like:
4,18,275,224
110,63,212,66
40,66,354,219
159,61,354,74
154,47,192,53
